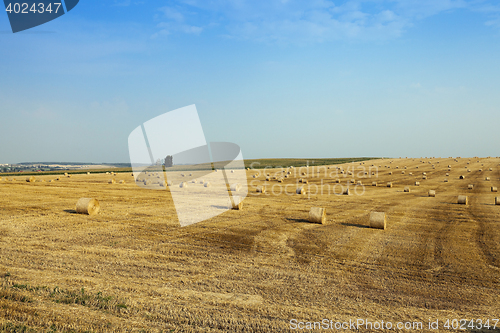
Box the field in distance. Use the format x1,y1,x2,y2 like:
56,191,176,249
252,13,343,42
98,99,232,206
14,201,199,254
0,156,499,332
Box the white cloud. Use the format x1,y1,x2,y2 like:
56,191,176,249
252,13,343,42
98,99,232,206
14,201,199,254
154,0,497,43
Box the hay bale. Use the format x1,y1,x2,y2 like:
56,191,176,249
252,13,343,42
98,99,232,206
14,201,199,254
369,212,386,230
422,175,427,179
87,172,90,175
486,177,491,181
491,186,498,192
457,195,468,205
296,187,306,195
231,196,243,210
415,181,420,186
428,190,436,197
76,198,100,216
404,187,410,192
444,179,448,182
26,176,35,183
468,184,474,189
181,173,185,177
189,173,192,177
496,197,500,205
265,176,270,181
65,173,69,176
253,175,257,178
389,172,393,175
356,180,362,185
387,182,392,188
489,168,493,171
459,175,465,179
204,182,210,187
257,186,266,193
167,181,173,186
409,172,413,175
191,180,197,184
56,177,60,181
143,179,151,185
343,188,350,195
230,183,242,192
180,182,188,188
231,170,234,173
308,207,326,224
446,173,449,176
108,179,116,184
335,179,340,183
302,179,308,184
372,182,377,186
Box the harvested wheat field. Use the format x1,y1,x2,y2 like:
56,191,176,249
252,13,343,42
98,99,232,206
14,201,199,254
1,157,499,332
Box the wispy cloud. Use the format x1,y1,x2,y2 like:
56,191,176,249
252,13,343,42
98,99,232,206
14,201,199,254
152,0,497,43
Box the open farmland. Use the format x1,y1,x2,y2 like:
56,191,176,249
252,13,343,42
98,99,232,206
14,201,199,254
0,157,499,332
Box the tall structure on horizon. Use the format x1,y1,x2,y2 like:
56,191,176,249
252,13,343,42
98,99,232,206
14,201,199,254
164,155,173,168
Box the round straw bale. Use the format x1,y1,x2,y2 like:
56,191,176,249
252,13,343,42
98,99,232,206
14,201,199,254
266,176,270,181
479,169,482,172
231,170,234,173
387,182,392,188
491,186,498,192
468,184,474,189
409,172,413,175
231,196,243,210
198,179,204,184
26,176,35,183
428,190,436,197
108,179,116,184
119,180,125,184
467,169,471,172
490,168,493,171
191,180,197,183
404,187,410,192
459,175,465,179
257,186,266,193
56,177,60,181
143,179,151,185
308,207,326,224
343,188,350,195
180,182,188,188
204,182,210,187
401,171,405,174
485,177,490,181
350,179,356,184
230,183,242,192
87,172,90,175
167,181,173,186
422,176,427,179
389,172,392,175
369,212,386,230
415,181,420,186
159,182,165,187
189,173,192,176
296,187,306,195
76,198,100,216
335,179,340,183
48,180,53,182
372,182,377,186
65,173,68,176
253,175,257,178
457,195,468,205
422,172,427,175
181,173,185,177
446,173,449,176
302,179,308,184
496,197,500,205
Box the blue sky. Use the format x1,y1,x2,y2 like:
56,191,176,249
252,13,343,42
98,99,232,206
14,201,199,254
1,0,500,163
